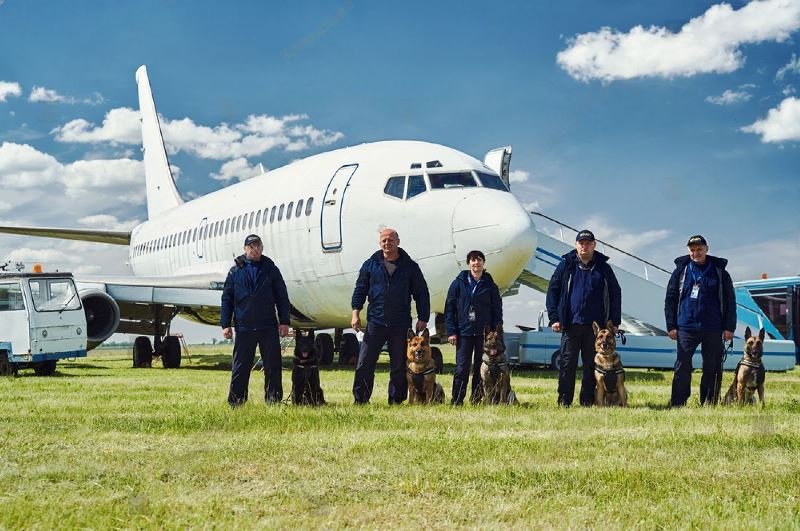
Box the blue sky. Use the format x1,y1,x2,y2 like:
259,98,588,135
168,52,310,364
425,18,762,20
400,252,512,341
1,0,799,339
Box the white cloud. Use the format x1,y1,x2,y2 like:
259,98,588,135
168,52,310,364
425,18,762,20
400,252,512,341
705,89,753,105
0,200,11,213
557,0,800,83
52,107,141,144
723,238,800,280
210,157,265,182
509,169,530,183
52,108,345,161
29,86,69,103
0,142,61,187
78,214,141,231
776,53,800,80
0,81,22,102
783,85,797,96
741,96,800,142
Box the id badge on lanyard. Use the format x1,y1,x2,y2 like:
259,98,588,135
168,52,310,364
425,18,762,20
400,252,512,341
468,305,476,322
690,285,700,299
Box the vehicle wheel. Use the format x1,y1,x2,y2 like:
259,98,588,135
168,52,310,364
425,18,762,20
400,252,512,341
162,336,182,369
431,346,444,374
0,351,17,377
550,350,561,371
339,332,359,365
34,360,57,376
315,333,334,365
133,336,153,368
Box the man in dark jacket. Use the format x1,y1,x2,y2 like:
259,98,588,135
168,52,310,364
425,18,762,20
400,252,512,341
351,228,430,405
664,235,736,407
545,230,622,407
445,250,503,405
221,234,290,407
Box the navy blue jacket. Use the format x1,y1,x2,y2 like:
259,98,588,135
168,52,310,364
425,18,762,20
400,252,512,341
444,271,502,336
351,248,430,327
664,255,736,332
545,250,622,328
220,254,290,331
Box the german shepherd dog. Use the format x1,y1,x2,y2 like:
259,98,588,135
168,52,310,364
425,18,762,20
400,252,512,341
722,327,766,407
291,330,325,406
480,324,519,405
593,320,627,407
406,329,445,404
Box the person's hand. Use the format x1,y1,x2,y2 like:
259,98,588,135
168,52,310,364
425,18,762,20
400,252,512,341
723,330,734,341
279,324,289,337
668,329,678,341
612,326,619,335
448,335,457,346
416,320,427,333
222,327,233,340
351,310,361,332
551,322,561,333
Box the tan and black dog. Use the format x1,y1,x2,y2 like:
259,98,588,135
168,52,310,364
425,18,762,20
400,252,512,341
593,320,627,407
406,328,445,404
480,324,519,405
291,330,326,406
722,327,766,407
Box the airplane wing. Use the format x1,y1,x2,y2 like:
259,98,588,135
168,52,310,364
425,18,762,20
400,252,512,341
0,224,130,245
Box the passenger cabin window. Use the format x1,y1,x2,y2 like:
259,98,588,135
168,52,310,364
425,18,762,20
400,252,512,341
286,201,294,219
429,172,477,189
278,204,285,221
476,171,509,191
249,211,255,229
255,210,262,226
407,174,426,199
305,197,314,216
296,199,304,218
384,176,405,199
270,206,276,223
0,283,25,311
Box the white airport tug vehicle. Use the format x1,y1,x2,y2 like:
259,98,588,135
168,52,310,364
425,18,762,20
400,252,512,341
0,271,87,376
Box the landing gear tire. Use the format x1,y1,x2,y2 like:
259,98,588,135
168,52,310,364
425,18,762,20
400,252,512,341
550,350,561,371
431,346,444,374
133,336,153,368
162,336,181,369
34,360,57,376
339,333,359,365
0,351,17,377
315,333,334,365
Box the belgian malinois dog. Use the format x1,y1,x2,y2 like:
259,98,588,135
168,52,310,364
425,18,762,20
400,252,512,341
722,327,766,407
593,320,627,407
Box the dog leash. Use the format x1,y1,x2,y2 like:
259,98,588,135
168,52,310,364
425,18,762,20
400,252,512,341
616,329,627,346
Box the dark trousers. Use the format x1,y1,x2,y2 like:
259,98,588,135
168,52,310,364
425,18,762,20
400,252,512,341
228,327,282,406
352,323,409,404
558,324,596,407
671,329,724,407
451,335,484,405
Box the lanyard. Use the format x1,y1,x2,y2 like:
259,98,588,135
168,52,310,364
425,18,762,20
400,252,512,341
689,262,709,284
469,276,481,301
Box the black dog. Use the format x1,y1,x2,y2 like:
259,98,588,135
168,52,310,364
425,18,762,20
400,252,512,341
292,330,325,406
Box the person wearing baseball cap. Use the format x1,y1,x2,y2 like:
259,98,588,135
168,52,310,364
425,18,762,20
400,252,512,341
545,229,622,407
664,234,736,407
220,233,291,407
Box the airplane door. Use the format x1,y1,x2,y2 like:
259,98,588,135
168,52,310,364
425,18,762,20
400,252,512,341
195,217,208,259
320,164,358,251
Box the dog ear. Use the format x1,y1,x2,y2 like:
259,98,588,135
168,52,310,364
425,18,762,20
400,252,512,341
606,320,614,332
592,321,600,335
745,327,752,340
758,328,765,342
422,328,430,340
495,323,504,336
484,324,491,336
407,329,415,341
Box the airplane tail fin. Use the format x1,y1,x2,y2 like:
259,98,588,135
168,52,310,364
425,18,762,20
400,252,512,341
135,65,183,219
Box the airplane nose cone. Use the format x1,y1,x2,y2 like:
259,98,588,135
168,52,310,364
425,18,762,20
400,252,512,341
452,192,537,291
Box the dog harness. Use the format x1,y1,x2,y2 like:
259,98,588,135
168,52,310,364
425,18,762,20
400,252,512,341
482,353,508,379
735,359,765,388
407,366,437,394
595,365,625,391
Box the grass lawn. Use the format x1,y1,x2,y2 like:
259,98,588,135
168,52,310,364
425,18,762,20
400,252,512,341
1,343,799,529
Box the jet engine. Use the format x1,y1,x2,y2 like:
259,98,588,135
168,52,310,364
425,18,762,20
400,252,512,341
79,289,121,349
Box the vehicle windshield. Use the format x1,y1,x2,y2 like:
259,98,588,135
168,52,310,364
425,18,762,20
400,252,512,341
475,171,509,191
28,278,81,312
428,172,478,189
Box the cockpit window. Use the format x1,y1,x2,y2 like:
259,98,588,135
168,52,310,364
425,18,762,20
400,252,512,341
475,171,509,192
407,174,426,199
429,172,477,189
384,176,405,199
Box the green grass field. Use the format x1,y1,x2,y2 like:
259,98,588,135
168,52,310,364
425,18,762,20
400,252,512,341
1,344,799,529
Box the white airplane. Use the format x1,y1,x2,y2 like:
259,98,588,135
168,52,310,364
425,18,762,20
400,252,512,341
0,66,538,367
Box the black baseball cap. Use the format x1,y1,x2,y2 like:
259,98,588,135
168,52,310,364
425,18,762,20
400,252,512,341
686,234,707,246
576,230,595,242
244,234,262,246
